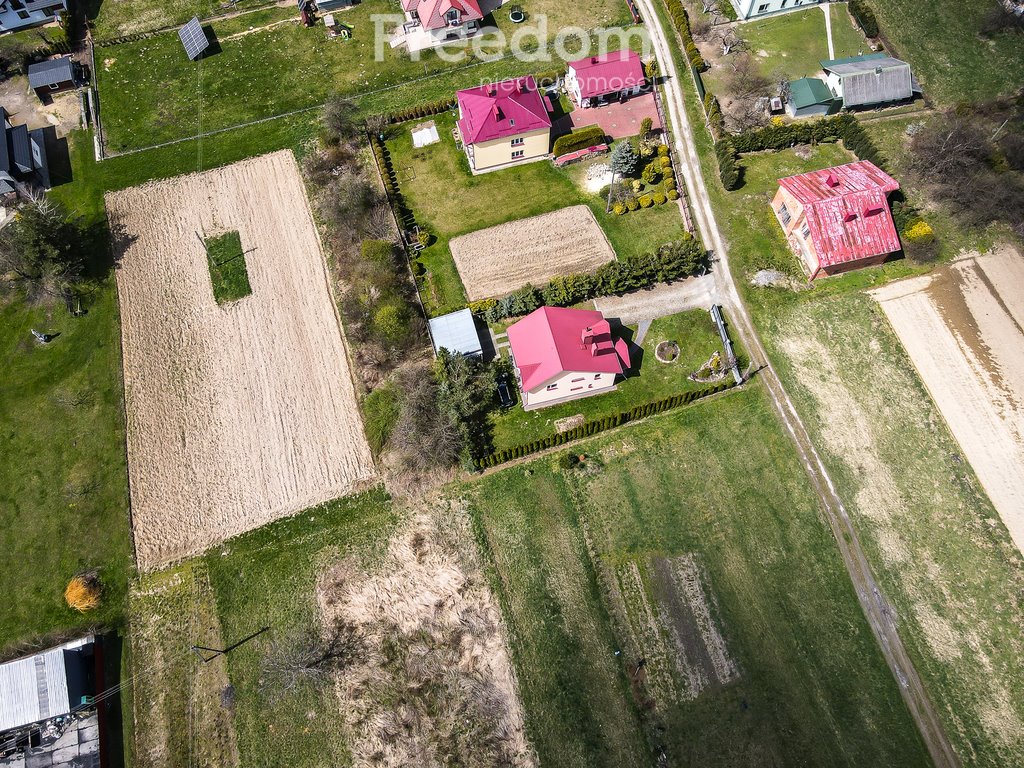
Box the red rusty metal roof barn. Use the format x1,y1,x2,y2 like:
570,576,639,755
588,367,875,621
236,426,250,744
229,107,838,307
779,160,901,269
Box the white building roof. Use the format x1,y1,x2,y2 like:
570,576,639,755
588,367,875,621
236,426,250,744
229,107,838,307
0,636,92,733
428,308,482,357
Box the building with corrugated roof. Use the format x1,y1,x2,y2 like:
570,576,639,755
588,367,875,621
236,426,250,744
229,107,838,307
0,106,51,197
771,160,901,280
821,53,918,109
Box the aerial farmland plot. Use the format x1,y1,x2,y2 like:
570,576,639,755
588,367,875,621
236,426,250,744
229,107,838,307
107,151,375,570
450,205,616,301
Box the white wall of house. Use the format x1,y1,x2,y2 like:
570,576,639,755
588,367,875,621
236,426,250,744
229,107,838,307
0,0,66,33
732,0,817,20
523,370,616,410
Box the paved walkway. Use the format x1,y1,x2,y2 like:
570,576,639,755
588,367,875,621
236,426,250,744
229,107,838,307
593,273,717,325
822,4,835,60
562,92,662,140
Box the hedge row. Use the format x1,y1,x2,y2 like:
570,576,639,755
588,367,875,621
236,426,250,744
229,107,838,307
369,134,416,229
848,0,879,38
384,97,455,125
552,125,608,157
715,137,739,190
95,29,163,46
473,380,736,468
731,113,885,167
664,0,707,71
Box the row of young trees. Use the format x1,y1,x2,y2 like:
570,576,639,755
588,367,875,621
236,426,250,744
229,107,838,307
474,380,735,469
470,235,707,323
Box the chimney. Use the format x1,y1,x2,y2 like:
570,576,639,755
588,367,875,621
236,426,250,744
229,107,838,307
824,172,840,188
491,104,502,120
863,204,883,216
844,211,857,222
581,326,595,348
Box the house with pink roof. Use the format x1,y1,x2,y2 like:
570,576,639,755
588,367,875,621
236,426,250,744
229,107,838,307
566,50,647,108
771,160,901,280
507,306,631,410
455,76,553,173
397,0,484,50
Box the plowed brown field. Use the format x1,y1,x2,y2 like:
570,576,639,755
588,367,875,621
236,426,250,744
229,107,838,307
109,151,375,571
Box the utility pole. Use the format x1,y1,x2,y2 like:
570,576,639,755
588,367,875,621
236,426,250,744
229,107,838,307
191,626,270,663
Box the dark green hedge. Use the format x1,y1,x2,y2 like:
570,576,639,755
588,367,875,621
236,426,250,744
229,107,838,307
369,134,415,229
728,113,886,169
664,0,707,71
473,380,736,469
848,0,879,38
552,125,608,157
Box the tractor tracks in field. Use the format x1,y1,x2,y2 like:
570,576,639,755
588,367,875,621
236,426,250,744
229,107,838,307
632,0,960,764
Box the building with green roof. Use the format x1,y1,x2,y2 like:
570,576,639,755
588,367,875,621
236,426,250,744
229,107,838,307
785,77,838,118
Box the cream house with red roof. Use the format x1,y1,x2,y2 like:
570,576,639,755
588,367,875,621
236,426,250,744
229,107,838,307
456,76,553,173
771,160,901,280
398,0,484,49
507,306,631,410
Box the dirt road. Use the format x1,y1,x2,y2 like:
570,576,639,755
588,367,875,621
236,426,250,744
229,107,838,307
632,0,960,764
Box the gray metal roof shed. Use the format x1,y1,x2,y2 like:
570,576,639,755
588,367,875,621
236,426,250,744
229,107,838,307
27,56,76,90
8,123,32,174
0,636,93,733
428,308,482,357
821,54,914,108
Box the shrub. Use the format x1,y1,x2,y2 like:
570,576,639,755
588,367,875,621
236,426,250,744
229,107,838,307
613,202,627,215
715,138,740,190
657,144,670,157
65,573,101,612
411,260,426,277
660,155,672,169
849,0,879,38
664,176,678,191
667,189,679,200
653,192,667,205
552,125,607,156
641,159,662,184
362,382,401,455
416,229,433,246
632,179,643,194
904,220,934,242
626,197,640,211
640,116,653,137
717,0,738,21
639,195,654,208
469,298,497,313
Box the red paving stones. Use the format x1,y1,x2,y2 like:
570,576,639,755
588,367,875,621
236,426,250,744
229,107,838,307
566,92,661,139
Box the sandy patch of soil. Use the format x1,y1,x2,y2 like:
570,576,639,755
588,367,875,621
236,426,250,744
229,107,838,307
869,245,1024,555
0,77,80,136
449,205,615,301
316,504,535,768
108,151,376,570
555,414,585,433
583,163,613,192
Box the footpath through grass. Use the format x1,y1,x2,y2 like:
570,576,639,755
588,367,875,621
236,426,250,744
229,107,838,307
467,383,930,767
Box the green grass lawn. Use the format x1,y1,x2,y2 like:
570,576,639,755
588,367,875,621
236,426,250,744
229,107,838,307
489,309,733,451
90,0,277,39
95,0,638,151
867,0,1024,105
738,5,864,80
205,230,251,303
761,293,1024,768
467,383,930,767
387,112,685,315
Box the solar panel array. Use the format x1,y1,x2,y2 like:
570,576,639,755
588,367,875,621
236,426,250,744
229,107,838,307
179,16,210,60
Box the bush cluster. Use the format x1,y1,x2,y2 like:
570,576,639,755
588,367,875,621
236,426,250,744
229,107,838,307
903,220,934,242
715,137,740,190
553,125,608,157
849,0,879,38
664,0,707,71
369,134,415,230
473,381,735,468
731,114,885,167
384,98,456,125
482,236,706,321
703,92,725,139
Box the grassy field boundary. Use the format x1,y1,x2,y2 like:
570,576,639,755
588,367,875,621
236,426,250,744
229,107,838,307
475,379,737,468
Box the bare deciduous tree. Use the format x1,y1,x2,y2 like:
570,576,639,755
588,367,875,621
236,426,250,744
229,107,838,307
261,620,364,698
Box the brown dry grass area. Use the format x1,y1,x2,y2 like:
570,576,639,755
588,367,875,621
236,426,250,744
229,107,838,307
108,151,376,571
316,503,535,768
870,245,1024,555
449,205,615,301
